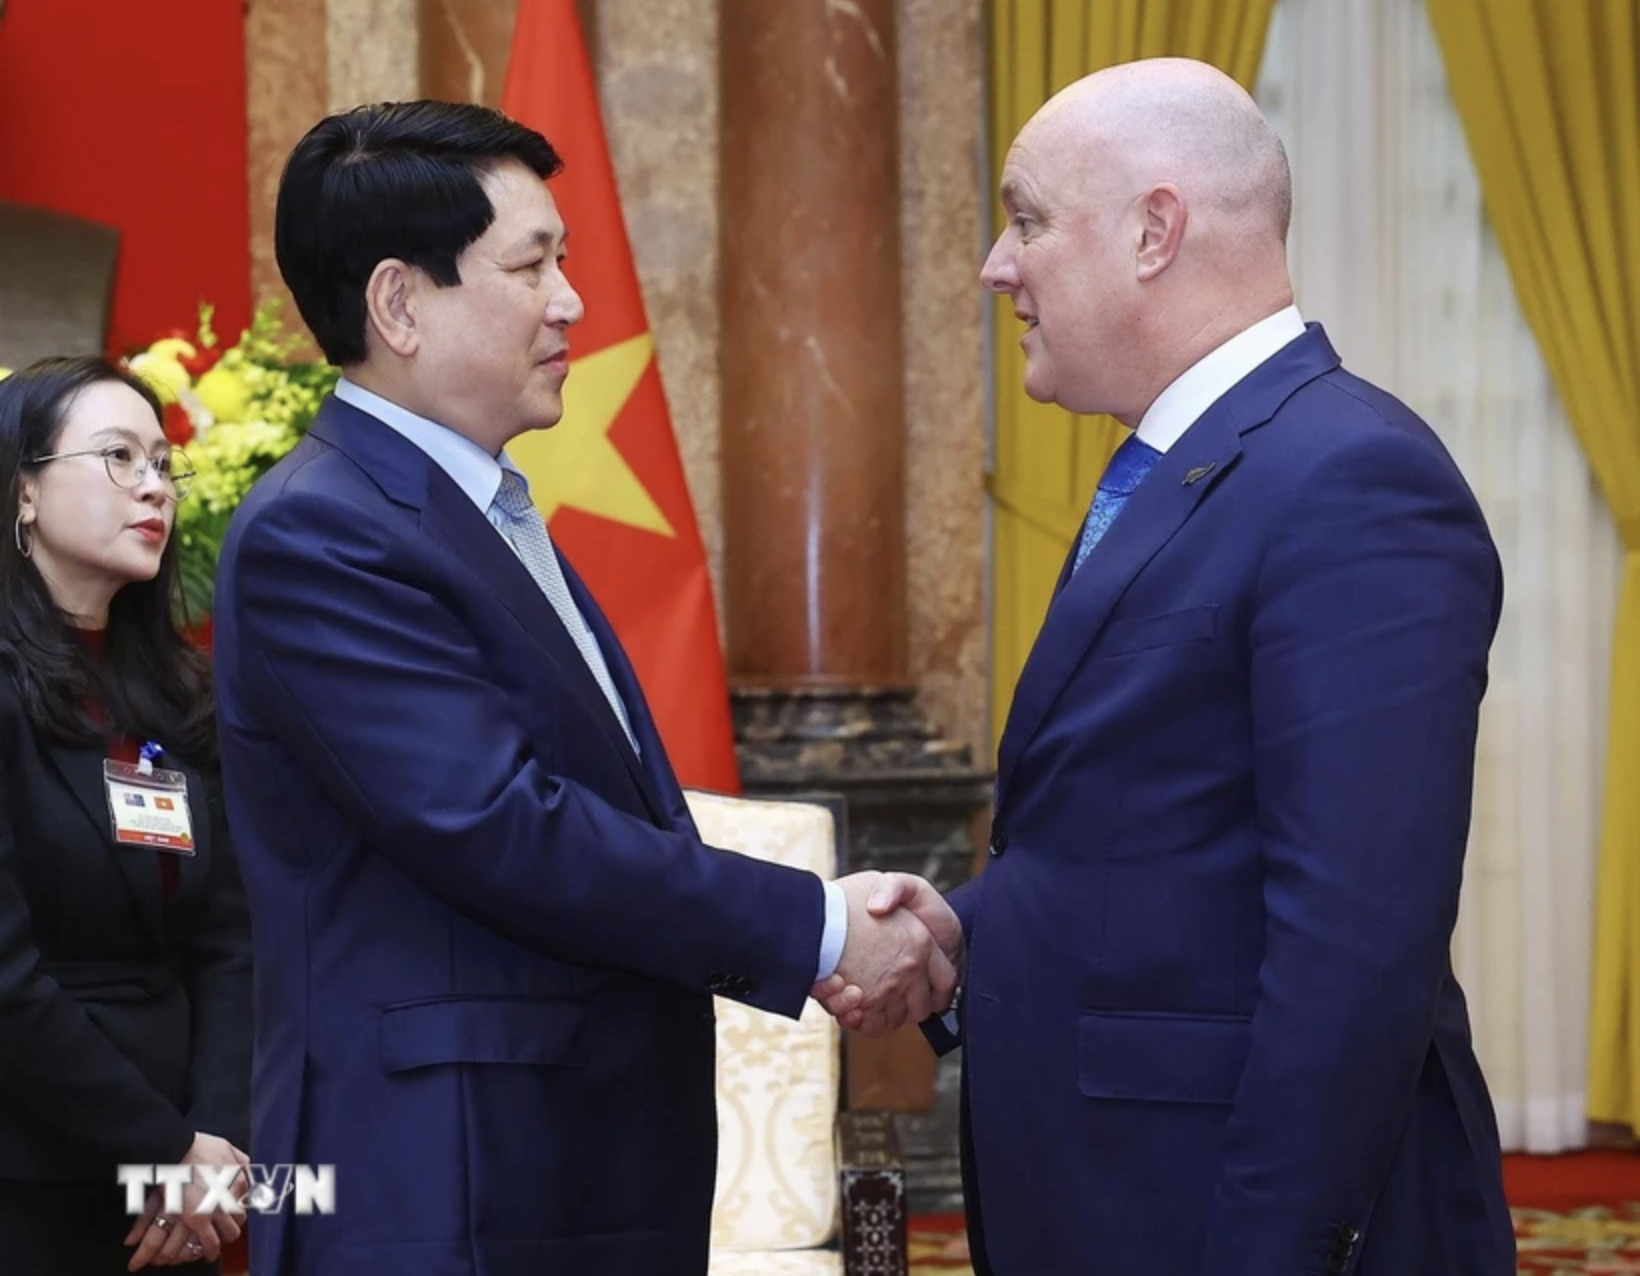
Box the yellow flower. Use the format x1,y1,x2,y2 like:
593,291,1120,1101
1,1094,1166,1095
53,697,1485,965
128,351,191,404
147,338,198,365
195,363,252,424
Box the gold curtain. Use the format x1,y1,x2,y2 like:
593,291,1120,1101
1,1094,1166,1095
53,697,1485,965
1424,0,1640,1129
986,0,1281,746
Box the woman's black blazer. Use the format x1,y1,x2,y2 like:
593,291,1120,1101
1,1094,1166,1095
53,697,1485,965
0,677,251,1181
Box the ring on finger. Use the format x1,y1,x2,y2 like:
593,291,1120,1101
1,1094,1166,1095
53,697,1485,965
151,1215,173,1232
184,1234,204,1254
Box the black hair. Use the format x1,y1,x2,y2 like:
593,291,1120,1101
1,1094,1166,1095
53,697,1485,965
274,99,564,365
0,357,215,761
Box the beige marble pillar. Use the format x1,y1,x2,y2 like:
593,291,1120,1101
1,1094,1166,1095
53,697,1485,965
246,0,329,312
245,0,419,315
897,0,988,759
327,0,420,110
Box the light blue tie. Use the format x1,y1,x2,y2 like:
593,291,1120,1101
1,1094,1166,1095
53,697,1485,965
490,468,640,753
1071,434,1164,575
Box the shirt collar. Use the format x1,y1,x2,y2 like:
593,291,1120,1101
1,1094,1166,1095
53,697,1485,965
333,377,514,512
1135,305,1307,454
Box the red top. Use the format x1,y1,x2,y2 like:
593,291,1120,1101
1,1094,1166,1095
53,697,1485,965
72,628,180,898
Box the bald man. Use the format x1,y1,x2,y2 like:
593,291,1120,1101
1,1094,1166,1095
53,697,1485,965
837,57,1514,1275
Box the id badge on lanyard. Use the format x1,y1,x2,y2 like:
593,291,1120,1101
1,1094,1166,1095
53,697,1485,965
103,741,195,856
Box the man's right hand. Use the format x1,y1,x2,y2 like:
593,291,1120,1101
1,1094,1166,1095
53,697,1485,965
817,871,960,1036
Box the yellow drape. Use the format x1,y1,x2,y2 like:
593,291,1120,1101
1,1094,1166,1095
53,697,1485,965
986,0,1281,747
1424,0,1640,1129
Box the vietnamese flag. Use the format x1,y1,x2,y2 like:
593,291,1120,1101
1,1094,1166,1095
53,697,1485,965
501,0,740,793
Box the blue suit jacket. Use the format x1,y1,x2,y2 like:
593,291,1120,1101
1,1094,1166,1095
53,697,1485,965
212,398,825,1276
947,327,1513,1275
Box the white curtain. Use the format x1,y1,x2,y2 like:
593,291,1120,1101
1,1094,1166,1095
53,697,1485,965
1255,0,1624,1153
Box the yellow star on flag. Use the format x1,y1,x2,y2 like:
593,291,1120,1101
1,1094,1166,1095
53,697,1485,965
510,332,675,537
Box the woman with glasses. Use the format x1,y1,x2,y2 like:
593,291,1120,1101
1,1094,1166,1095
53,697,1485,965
0,357,250,1273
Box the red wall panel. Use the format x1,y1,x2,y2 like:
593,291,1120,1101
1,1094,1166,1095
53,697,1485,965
0,0,252,354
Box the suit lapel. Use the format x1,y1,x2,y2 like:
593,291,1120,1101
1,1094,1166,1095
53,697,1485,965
561,558,680,827
43,744,166,944
994,326,1342,805
419,474,670,824
1048,526,1081,600
994,425,1242,802
308,401,670,825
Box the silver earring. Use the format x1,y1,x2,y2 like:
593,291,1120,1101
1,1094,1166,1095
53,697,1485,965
13,513,30,559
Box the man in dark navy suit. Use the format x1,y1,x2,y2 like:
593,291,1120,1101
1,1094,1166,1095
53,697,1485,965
848,57,1514,1275
212,101,956,1276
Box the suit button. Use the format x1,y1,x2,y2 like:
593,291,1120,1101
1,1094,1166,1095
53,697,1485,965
988,833,1009,857
1340,1226,1359,1246
706,971,731,994
731,976,754,997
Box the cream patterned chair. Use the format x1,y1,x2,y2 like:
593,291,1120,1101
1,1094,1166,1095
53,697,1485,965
685,790,908,1276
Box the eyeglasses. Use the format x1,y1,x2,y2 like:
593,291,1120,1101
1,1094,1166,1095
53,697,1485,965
27,444,195,500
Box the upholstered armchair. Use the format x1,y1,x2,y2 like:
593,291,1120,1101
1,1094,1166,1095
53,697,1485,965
685,790,909,1276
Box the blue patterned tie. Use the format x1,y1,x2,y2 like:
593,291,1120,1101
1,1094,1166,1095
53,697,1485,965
1072,434,1164,575
490,469,640,753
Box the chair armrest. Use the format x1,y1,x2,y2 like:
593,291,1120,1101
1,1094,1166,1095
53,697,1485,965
837,1110,909,1276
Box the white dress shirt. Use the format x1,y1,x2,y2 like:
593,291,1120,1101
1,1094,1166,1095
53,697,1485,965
1136,305,1307,454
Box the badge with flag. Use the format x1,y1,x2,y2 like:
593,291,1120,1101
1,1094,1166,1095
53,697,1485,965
501,0,739,793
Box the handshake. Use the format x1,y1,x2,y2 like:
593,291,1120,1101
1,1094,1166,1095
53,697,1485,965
810,872,962,1036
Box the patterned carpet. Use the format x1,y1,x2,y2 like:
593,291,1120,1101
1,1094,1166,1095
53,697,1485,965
1514,1204,1640,1273
909,1211,1640,1275
909,1214,973,1274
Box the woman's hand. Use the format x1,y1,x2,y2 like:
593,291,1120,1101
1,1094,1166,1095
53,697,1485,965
124,1132,250,1270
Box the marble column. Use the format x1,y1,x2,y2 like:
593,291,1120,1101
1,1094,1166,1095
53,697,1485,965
420,0,512,108
327,0,420,110
245,0,329,314
419,0,604,108
718,0,989,1124
719,0,906,686
244,0,419,316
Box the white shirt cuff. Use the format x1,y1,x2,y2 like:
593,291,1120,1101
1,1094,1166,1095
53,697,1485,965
815,880,848,981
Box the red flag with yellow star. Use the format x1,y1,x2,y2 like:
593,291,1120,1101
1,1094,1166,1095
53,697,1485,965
502,0,739,793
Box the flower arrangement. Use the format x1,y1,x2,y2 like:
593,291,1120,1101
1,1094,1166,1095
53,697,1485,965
127,303,338,617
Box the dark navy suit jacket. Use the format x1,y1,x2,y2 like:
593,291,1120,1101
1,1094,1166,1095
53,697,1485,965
944,327,1514,1275
213,398,824,1275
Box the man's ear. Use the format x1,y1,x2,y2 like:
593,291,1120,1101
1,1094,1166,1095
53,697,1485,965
362,260,420,357
1134,183,1186,282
